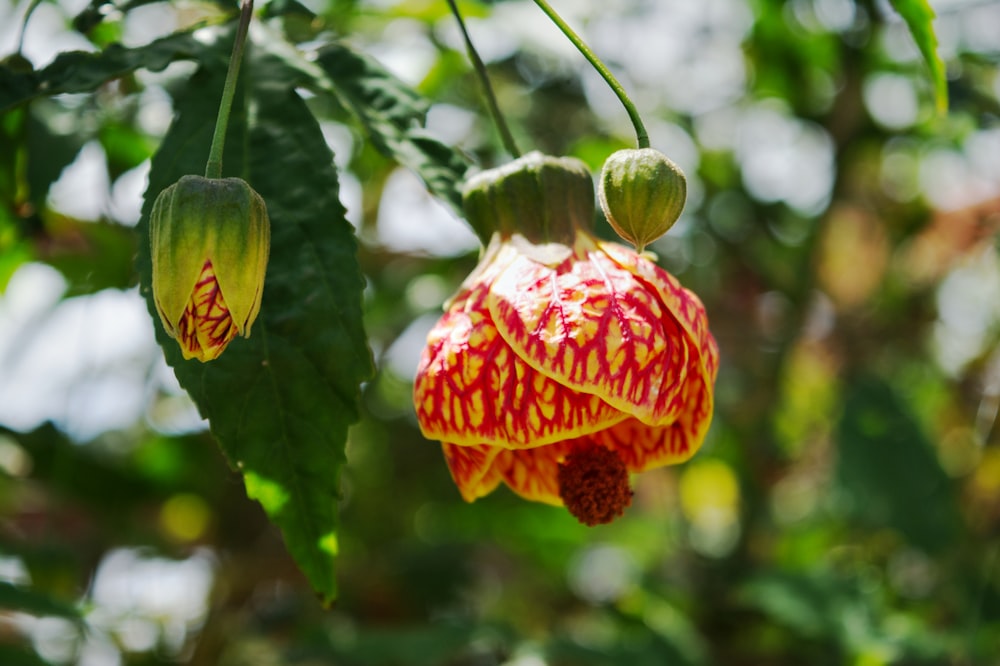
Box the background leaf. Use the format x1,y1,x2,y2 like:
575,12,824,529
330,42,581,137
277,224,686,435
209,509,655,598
314,43,471,213
134,42,372,603
0,29,217,111
835,376,958,552
888,0,948,113
0,581,81,622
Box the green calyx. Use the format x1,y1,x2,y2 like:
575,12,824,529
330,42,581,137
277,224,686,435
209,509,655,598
150,174,270,339
598,148,687,252
462,151,595,245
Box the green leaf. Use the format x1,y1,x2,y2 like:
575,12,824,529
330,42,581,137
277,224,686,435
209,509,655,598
835,376,959,552
888,0,948,114
226,36,470,213
0,29,220,111
0,645,55,666
0,582,82,623
40,219,137,296
73,0,172,35
313,43,470,213
135,47,372,603
25,108,86,210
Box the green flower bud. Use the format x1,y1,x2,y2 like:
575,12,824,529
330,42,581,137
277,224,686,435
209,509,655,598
462,151,595,245
149,175,270,362
598,148,687,252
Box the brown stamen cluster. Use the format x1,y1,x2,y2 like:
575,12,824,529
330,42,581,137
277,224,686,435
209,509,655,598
557,446,633,526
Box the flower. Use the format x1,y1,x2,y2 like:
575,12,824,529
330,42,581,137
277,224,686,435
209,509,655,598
150,175,270,362
413,153,718,525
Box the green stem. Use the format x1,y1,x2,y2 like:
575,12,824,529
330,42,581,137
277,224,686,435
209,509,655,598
531,0,649,149
446,0,521,157
16,0,44,54
205,0,253,179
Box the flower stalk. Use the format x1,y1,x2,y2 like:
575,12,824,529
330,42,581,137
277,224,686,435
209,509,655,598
531,0,649,149
446,0,521,157
205,0,254,179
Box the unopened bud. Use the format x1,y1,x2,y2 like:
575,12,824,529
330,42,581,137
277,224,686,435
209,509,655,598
598,148,686,252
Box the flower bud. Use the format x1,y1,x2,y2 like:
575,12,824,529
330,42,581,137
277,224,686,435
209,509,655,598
150,175,270,362
598,148,686,252
462,151,594,244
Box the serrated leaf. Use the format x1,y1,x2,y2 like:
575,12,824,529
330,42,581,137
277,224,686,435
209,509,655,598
888,0,948,114
135,45,372,603
213,34,470,214
0,582,82,623
0,29,220,111
313,43,470,213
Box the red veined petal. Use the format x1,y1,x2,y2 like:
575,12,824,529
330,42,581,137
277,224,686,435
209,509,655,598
493,442,574,506
600,241,719,384
177,260,237,362
441,443,503,502
415,277,627,448
488,234,690,427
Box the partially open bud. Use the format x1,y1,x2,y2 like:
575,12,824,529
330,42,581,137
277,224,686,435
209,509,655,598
150,175,270,362
598,148,687,252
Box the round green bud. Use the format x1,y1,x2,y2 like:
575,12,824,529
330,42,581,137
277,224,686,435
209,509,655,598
598,148,687,252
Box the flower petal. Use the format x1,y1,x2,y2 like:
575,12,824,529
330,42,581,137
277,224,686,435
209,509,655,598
415,277,627,448
600,241,719,384
488,235,691,427
594,365,713,472
178,260,237,362
493,443,573,506
442,443,503,502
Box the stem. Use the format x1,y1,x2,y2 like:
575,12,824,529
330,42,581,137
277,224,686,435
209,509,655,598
531,0,649,149
205,0,253,179
17,0,44,54
446,0,521,157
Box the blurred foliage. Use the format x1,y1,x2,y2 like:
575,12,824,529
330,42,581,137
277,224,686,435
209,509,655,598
1,0,1000,664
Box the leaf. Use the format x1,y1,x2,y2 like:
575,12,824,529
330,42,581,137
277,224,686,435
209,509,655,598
135,45,372,603
835,376,958,552
25,108,86,210
0,29,220,111
888,0,948,114
0,645,55,666
236,35,470,214
0,582,82,623
313,43,470,213
739,571,851,641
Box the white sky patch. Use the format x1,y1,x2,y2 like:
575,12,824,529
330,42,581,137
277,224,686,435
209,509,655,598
933,247,1000,376
87,548,216,658
48,141,111,222
1,1,95,68
864,73,920,130
375,168,480,256
109,159,150,226
382,313,439,382
365,18,438,86
0,264,162,441
736,103,835,215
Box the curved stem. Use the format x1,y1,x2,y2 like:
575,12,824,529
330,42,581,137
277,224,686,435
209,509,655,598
446,0,521,157
531,0,649,149
16,0,44,54
205,0,253,179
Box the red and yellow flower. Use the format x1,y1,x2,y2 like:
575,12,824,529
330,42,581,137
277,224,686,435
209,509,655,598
414,152,718,525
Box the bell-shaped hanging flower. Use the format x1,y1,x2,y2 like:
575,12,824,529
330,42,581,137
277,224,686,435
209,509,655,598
150,175,270,362
414,152,718,526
